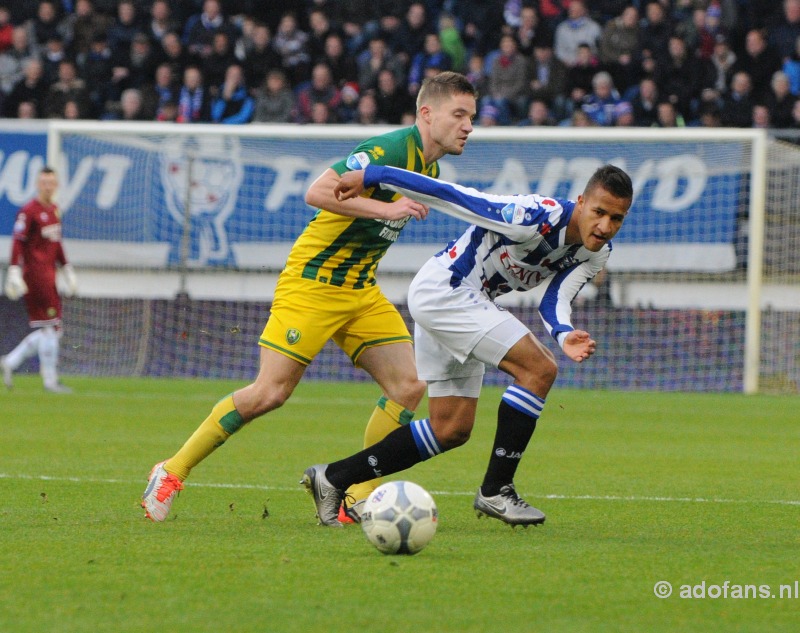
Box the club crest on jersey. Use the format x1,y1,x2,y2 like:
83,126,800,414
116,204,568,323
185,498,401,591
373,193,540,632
286,328,301,345
501,203,526,225
346,152,371,170
367,146,385,160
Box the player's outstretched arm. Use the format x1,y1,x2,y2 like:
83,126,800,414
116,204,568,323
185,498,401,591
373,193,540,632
361,164,543,241
561,330,596,363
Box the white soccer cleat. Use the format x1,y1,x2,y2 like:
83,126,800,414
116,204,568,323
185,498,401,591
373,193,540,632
142,461,184,522
1,356,12,389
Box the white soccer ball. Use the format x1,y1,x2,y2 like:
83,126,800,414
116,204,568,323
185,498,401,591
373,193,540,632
361,481,438,555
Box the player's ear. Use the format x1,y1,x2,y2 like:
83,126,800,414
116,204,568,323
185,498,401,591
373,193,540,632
418,104,432,123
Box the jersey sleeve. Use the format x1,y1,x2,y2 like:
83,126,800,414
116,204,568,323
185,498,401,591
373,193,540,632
54,206,67,266
537,250,609,341
55,241,67,267
330,134,409,175
8,207,31,266
363,164,555,242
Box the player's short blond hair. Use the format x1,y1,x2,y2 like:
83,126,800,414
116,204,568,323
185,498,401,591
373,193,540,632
416,71,477,112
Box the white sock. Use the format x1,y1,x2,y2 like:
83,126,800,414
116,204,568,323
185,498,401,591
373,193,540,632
38,327,61,387
5,329,44,370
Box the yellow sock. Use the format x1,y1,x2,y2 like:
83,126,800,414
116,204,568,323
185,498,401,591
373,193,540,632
346,396,414,502
165,394,245,481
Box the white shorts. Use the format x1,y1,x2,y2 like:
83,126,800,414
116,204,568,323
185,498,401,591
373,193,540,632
409,258,530,398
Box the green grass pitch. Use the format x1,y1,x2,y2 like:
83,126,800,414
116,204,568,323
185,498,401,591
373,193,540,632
1,376,798,632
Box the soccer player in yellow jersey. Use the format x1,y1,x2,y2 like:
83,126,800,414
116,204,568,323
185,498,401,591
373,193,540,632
142,71,478,522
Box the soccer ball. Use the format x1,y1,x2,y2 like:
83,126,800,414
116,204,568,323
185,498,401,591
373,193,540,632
361,481,438,555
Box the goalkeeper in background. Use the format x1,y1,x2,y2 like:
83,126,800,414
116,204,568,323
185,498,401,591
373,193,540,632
142,71,478,522
2,166,77,393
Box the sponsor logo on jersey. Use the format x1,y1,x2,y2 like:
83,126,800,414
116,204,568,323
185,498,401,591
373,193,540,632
501,203,526,225
346,152,371,170
379,226,400,242
376,216,410,242
286,328,301,345
377,217,411,229
41,223,62,242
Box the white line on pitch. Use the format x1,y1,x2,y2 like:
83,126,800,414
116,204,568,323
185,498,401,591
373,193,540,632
11,391,370,406
1,473,798,507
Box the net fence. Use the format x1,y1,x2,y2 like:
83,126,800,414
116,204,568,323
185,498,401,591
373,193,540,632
2,124,796,393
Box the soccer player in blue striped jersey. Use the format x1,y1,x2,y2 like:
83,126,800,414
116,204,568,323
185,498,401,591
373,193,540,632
303,163,632,526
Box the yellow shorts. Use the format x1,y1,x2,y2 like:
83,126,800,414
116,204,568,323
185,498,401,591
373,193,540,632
259,275,412,366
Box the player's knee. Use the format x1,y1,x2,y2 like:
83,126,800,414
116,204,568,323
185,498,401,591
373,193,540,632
248,382,294,416
516,356,558,394
438,424,471,450
410,378,427,405
540,356,558,387
432,416,474,450
390,377,426,410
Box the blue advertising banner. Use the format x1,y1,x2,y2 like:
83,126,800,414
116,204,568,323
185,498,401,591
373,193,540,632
0,128,48,235
1,126,746,272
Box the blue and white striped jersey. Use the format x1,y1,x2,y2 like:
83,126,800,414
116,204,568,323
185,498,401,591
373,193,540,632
362,164,611,341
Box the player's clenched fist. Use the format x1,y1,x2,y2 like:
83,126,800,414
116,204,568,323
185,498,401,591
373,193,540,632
334,170,366,201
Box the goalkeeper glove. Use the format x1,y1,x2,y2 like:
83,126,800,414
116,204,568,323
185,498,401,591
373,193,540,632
4,265,27,300
58,264,78,297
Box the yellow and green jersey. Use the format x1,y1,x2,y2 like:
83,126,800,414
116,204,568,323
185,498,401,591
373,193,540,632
284,125,439,289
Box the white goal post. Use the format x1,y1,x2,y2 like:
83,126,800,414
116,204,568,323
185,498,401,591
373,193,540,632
43,121,800,394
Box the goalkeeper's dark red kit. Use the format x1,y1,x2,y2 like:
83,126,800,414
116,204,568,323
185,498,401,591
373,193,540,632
10,197,67,327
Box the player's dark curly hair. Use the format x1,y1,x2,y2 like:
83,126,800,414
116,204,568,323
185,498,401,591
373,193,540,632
585,164,633,200
416,71,477,111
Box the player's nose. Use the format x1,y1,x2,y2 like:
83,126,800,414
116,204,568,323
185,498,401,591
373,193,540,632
597,217,613,235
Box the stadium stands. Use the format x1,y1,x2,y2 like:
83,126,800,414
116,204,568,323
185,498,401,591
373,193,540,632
1,0,799,129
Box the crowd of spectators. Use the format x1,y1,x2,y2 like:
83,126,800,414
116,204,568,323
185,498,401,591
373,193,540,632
2,0,800,129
